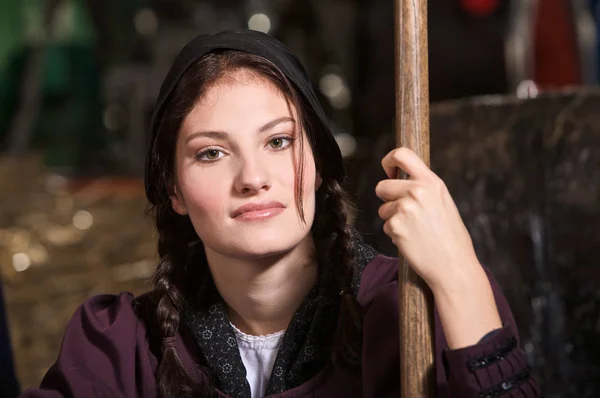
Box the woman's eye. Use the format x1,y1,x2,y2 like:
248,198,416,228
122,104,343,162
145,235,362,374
268,137,292,149
196,149,224,161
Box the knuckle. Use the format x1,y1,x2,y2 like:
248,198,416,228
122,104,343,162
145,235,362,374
393,147,408,160
392,148,404,162
397,147,411,156
383,218,398,235
398,199,415,214
434,177,448,194
384,217,406,242
395,200,406,213
410,186,426,201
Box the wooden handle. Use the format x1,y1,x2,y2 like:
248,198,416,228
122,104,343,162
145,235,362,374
394,0,436,397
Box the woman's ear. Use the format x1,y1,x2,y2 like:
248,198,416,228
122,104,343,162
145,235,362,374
169,185,188,215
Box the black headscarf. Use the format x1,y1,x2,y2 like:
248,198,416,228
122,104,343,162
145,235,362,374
144,29,345,204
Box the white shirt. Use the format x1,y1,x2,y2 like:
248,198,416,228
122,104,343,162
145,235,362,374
231,323,286,398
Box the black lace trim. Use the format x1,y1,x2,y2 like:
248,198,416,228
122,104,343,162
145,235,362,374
468,336,517,371
479,368,531,398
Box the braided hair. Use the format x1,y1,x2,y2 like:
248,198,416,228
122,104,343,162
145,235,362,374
146,50,362,397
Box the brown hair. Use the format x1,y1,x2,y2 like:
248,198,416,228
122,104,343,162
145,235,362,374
147,50,361,397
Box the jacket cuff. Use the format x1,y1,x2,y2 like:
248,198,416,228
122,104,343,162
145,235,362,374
443,325,541,397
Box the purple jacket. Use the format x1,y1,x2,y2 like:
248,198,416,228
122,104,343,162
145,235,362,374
21,255,540,397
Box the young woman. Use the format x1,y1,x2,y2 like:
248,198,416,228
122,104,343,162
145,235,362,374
21,30,541,398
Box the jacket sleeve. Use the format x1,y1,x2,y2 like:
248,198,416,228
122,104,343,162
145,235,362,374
437,268,541,397
358,255,542,398
19,293,158,398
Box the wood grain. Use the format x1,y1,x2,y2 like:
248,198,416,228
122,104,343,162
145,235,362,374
394,0,436,396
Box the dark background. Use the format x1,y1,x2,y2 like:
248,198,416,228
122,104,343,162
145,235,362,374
1,1,599,397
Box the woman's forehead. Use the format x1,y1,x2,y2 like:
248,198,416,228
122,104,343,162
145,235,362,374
182,76,297,134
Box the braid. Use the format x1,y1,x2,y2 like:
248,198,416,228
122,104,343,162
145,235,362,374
150,206,215,398
313,178,363,371
153,261,192,398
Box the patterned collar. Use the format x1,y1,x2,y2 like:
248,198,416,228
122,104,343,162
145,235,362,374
183,235,378,397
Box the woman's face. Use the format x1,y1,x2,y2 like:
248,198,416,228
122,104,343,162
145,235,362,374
170,71,320,260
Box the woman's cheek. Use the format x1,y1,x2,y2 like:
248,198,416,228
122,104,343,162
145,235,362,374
182,174,228,218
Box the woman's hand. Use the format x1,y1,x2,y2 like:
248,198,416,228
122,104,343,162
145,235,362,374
376,147,502,348
375,147,480,292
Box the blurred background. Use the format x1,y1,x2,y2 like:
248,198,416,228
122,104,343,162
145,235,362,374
1,0,600,397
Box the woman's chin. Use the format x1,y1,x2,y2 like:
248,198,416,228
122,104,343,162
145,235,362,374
226,231,311,260
234,241,295,260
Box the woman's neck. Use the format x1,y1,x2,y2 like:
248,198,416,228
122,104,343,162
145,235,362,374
204,236,318,336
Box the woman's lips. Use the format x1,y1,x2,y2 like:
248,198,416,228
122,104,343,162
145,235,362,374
234,207,284,221
231,201,285,221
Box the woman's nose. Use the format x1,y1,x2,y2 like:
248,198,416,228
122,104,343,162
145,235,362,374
233,154,271,194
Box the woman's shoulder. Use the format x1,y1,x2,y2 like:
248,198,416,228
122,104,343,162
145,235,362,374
78,291,138,317
67,291,157,353
73,291,155,335
72,291,162,362
20,292,160,398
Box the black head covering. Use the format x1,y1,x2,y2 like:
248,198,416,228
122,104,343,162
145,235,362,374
145,29,344,203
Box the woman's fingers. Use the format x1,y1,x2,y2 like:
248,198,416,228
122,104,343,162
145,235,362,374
378,198,419,221
381,147,436,182
375,179,420,202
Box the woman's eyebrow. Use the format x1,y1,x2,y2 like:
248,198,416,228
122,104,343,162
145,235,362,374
186,117,295,143
258,116,295,133
186,130,228,143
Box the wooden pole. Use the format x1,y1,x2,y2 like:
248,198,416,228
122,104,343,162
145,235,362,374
394,0,436,397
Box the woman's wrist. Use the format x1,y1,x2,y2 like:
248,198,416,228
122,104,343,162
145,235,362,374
432,264,503,350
